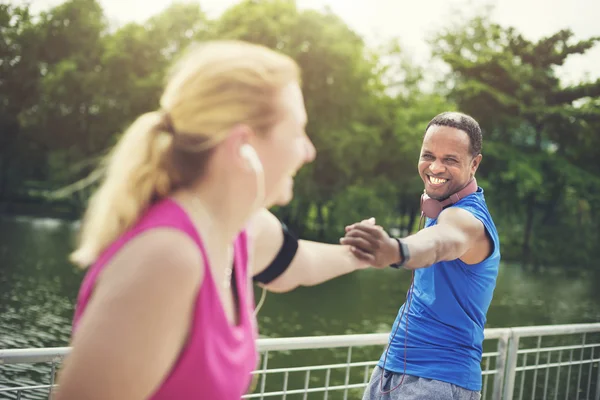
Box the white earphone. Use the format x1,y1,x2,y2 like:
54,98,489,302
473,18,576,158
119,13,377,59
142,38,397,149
239,144,268,317
240,144,263,174
239,144,265,211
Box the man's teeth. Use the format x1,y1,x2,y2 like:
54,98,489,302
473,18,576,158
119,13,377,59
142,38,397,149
429,176,447,184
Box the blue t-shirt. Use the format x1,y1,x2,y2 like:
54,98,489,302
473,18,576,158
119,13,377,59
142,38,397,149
378,187,501,391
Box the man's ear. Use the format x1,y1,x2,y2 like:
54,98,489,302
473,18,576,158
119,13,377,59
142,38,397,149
471,154,483,175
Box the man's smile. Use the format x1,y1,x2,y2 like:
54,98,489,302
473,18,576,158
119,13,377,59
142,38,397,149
427,175,449,187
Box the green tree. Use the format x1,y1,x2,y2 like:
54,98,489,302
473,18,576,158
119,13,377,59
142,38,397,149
10,1,210,208
0,4,42,200
7,0,597,271
431,10,600,268
213,0,388,238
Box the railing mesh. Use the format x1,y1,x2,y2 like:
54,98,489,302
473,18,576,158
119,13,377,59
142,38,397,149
1,324,600,400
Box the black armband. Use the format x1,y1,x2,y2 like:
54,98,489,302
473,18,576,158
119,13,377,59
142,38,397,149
253,222,299,284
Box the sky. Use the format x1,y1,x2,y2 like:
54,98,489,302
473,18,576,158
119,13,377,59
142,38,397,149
25,0,600,86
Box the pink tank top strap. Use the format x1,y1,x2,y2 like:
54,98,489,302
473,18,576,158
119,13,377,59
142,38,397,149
74,198,201,323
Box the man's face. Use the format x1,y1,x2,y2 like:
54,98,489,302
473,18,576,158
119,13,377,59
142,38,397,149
418,125,482,200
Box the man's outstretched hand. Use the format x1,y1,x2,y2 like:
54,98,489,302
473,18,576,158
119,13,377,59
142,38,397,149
340,221,400,269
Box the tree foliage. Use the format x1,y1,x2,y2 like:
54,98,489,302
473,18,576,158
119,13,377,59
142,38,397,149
1,0,598,269
430,10,600,267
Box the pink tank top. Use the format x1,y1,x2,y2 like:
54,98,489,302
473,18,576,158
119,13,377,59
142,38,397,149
72,198,259,399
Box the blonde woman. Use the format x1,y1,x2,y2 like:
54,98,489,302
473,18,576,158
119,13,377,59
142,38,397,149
53,40,378,400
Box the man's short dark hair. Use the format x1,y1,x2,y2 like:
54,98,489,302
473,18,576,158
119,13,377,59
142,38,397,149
425,112,482,156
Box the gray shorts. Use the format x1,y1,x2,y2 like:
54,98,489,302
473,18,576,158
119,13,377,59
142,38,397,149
362,366,481,400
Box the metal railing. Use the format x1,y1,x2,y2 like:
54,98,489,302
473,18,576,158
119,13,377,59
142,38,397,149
501,324,600,400
1,323,599,400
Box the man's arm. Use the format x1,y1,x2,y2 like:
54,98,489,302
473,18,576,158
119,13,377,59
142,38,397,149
340,207,491,270
248,209,375,293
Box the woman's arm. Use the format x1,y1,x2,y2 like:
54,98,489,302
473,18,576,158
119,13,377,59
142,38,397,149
54,229,203,400
249,209,374,293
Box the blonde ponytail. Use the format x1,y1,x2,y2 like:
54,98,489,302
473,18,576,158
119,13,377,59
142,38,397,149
70,112,174,267
69,40,300,268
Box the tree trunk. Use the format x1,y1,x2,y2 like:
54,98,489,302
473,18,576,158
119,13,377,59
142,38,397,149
540,177,564,226
396,196,405,233
522,194,536,267
407,207,419,235
316,202,325,241
0,155,7,200
535,130,542,149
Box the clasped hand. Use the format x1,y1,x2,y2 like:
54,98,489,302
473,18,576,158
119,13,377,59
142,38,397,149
339,218,401,268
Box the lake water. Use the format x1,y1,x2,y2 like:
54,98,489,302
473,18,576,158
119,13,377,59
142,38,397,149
1,216,599,399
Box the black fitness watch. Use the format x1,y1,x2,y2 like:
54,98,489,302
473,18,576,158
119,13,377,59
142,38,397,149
390,238,410,269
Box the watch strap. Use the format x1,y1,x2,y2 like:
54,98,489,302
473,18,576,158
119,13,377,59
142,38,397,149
390,238,409,269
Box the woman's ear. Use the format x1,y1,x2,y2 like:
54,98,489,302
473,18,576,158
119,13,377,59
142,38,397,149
222,124,256,172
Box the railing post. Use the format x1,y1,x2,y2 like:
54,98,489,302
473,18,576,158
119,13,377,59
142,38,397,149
595,356,600,400
502,332,519,400
492,331,509,400
49,360,57,399
259,350,269,399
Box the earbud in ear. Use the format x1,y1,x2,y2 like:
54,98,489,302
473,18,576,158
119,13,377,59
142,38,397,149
240,143,266,210
240,144,263,174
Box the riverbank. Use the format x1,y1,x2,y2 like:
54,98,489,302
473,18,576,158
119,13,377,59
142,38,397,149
0,201,599,272
0,201,80,221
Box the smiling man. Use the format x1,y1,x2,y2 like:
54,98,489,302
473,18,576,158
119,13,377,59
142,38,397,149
341,112,501,400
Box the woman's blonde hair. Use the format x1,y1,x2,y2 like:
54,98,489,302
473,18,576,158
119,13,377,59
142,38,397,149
70,40,300,267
